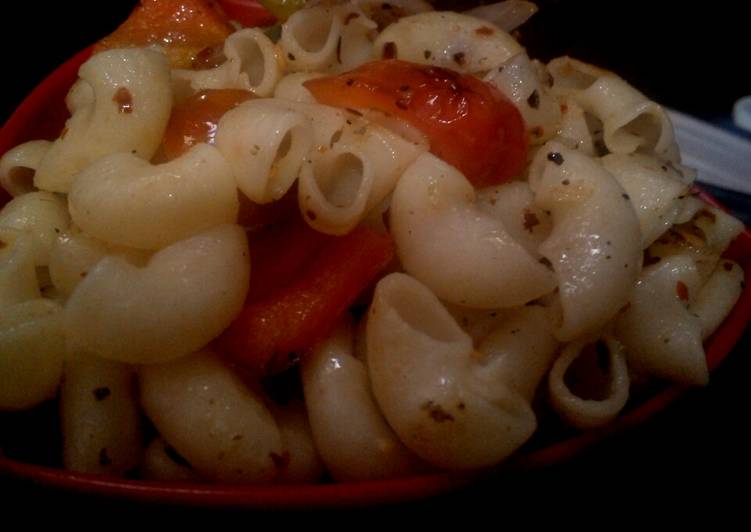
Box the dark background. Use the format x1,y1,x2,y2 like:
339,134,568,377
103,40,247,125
0,0,748,520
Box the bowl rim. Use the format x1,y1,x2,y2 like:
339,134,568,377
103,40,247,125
2,46,750,509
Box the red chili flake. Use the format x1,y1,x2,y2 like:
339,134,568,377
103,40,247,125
619,302,632,314
676,281,689,301
346,78,355,86
344,12,360,24
336,36,342,64
523,209,540,232
382,41,397,59
530,126,544,138
723,262,734,272
452,52,466,66
0,240,6,249
475,26,495,36
306,210,317,221
269,452,290,470
113,87,134,114
287,52,296,61
423,50,432,60
560,103,568,113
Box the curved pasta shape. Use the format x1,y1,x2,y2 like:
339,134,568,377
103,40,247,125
34,48,172,193
548,335,630,429
464,1,538,32
69,144,238,250
366,273,544,469
692,260,744,340
65,225,250,364
298,118,424,234
273,72,325,103
141,438,203,482
215,99,313,204
373,11,522,73
281,5,377,73
139,351,284,483
302,317,424,481
476,180,552,259
473,304,560,402
48,230,109,300
0,191,70,265
601,153,691,248
267,400,326,484
0,140,51,197
547,57,675,158
391,153,556,308
61,355,142,475
615,255,707,386
0,299,65,410
579,77,674,157
553,98,596,155
648,205,745,283
445,303,512,344
546,56,610,95
484,53,561,143
172,29,282,97
0,228,40,308
529,141,642,341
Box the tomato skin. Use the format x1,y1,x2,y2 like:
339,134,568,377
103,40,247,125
217,226,395,376
217,0,278,27
304,59,528,188
162,89,253,161
94,0,234,69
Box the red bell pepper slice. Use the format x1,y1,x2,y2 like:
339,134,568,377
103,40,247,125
304,59,528,188
217,226,395,375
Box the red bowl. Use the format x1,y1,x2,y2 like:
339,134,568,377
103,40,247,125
1,48,750,509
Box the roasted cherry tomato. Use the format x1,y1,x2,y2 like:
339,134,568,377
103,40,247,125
305,59,528,188
161,89,253,160
94,0,234,68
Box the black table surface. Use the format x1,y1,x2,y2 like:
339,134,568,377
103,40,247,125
1,1,748,521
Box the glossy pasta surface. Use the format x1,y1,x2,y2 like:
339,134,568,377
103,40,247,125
0,0,748,495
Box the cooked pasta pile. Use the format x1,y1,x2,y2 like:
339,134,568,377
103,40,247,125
0,0,745,483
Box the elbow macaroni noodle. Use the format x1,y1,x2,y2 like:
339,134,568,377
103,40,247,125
0,0,746,481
